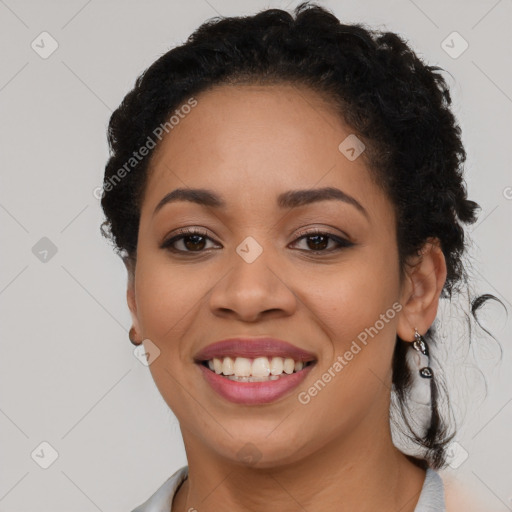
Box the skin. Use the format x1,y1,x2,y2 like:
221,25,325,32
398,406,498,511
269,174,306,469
126,83,447,512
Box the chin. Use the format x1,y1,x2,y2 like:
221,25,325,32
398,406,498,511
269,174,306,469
207,428,314,469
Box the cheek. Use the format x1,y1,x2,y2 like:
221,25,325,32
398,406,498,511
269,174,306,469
296,256,400,433
303,248,401,398
310,247,400,335
134,256,208,343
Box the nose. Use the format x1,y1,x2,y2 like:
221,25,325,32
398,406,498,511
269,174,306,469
208,244,297,323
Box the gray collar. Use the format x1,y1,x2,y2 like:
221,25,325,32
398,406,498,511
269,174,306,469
414,468,446,511
131,466,445,511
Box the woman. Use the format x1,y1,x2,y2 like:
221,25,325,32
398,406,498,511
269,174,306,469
100,3,498,511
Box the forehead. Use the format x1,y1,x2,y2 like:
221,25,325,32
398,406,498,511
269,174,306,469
149,82,345,166
141,83,387,220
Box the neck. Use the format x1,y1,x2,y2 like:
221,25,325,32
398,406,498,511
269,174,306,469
173,419,426,512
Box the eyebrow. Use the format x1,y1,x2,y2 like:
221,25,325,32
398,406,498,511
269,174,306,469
152,186,369,219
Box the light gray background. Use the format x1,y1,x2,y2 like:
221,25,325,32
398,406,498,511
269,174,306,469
0,0,511,510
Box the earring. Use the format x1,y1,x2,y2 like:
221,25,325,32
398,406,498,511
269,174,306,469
405,328,434,436
412,329,433,379
129,327,142,346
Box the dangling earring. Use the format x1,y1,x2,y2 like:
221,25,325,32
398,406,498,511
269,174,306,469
129,326,142,346
405,327,434,436
412,328,433,379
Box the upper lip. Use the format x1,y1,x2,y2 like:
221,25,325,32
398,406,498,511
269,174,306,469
194,337,317,362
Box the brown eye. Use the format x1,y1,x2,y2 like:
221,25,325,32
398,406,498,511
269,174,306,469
181,234,207,251
161,228,218,253
291,230,354,253
161,228,354,255
305,234,329,251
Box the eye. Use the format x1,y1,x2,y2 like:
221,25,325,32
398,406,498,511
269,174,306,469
160,228,220,253
291,228,354,253
161,227,354,255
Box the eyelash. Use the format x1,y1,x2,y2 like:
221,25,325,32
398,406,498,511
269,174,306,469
160,227,354,255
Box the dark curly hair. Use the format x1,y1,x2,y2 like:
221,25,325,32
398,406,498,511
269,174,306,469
100,2,503,470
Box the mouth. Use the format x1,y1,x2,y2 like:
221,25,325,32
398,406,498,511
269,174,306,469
194,338,317,404
199,356,316,382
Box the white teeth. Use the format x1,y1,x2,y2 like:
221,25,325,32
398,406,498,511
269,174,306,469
227,375,281,382
233,357,251,377
270,357,284,375
222,356,234,375
283,358,295,374
204,356,311,378
251,357,270,377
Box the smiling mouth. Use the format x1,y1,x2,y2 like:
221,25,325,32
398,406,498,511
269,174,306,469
199,356,317,382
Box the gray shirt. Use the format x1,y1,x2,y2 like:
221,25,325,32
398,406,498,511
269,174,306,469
131,466,446,512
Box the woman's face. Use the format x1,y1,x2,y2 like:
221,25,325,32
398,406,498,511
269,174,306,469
128,83,408,466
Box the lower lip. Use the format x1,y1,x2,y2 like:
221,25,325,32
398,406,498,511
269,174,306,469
197,363,315,405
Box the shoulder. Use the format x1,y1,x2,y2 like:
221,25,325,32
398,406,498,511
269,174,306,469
441,471,501,512
130,466,188,512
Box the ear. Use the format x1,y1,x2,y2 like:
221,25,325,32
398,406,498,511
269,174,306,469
124,256,142,339
396,237,447,341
